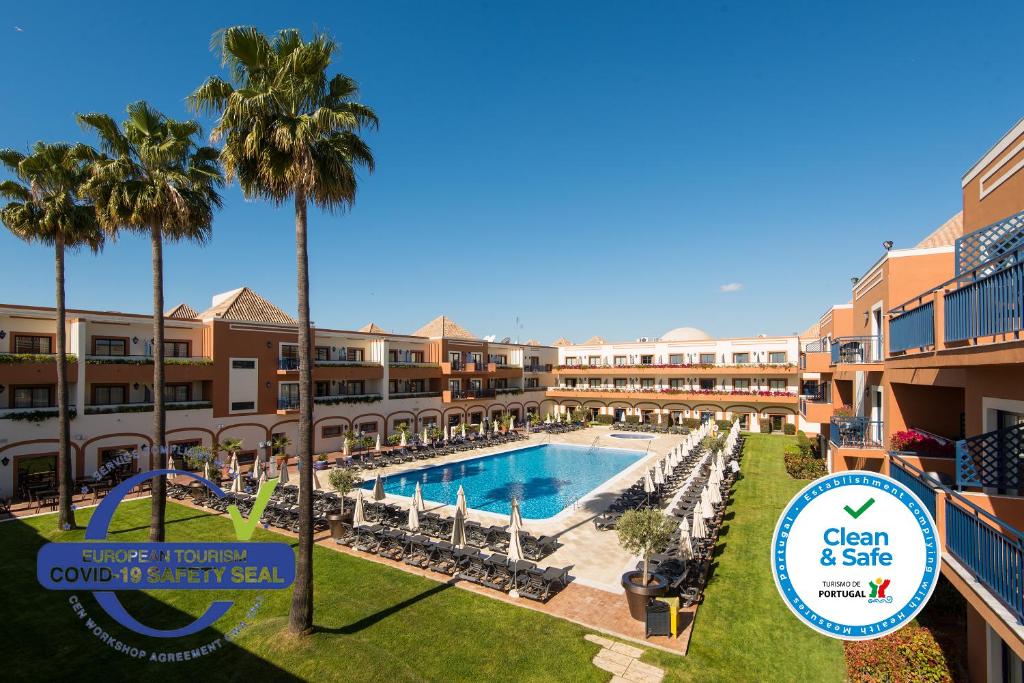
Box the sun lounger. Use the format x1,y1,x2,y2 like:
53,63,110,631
518,566,570,602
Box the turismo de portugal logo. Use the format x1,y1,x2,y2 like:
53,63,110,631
770,471,940,640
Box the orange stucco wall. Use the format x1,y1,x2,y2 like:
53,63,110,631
963,126,1024,233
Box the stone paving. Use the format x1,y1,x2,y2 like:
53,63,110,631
586,634,666,682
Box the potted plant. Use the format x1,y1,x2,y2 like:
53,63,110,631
313,453,329,470
617,508,675,620
219,438,244,478
326,468,360,537
272,434,292,468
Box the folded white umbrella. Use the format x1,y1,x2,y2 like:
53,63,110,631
678,527,695,561
312,468,322,491
709,481,722,505
375,433,382,452
546,415,552,425
167,454,176,471
493,421,500,435
509,416,515,431
230,453,244,493
343,439,351,457
701,485,713,510
478,421,484,436
413,481,425,512
407,504,420,531
451,507,467,548
678,516,690,536
353,488,366,526
654,465,665,487
258,467,267,484
730,460,740,473
510,497,523,530
456,485,467,515
644,471,655,494
372,474,385,501
400,432,408,448
691,502,707,538
278,459,290,484
507,513,525,596
421,428,428,443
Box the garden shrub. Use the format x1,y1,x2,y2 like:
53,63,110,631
784,446,828,479
624,415,640,425
759,422,772,433
783,423,796,435
595,414,615,425
682,418,701,429
845,625,955,682
715,419,733,432
890,430,955,458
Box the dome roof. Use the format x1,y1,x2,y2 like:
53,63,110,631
661,326,712,342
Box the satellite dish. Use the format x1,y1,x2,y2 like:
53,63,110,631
499,336,511,344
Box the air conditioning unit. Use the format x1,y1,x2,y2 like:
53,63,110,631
637,337,649,343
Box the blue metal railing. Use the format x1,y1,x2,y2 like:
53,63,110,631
830,336,884,364
889,456,937,519
955,209,1024,276
946,499,1024,623
945,259,1024,343
889,301,935,353
278,357,300,370
804,338,831,354
277,397,300,409
829,417,884,448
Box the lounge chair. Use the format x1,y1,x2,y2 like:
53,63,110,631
427,541,458,574
518,566,570,602
522,534,558,560
402,535,433,568
480,554,515,592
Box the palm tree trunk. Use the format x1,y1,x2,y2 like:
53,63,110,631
55,234,75,531
289,187,315,635
149,224,167,542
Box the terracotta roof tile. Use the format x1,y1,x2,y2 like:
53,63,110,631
582,335,606,345
199,287,296,325
358,322,387,334
412,315,475,339
551,337,573,346
165,303,198,320
916,212,963,248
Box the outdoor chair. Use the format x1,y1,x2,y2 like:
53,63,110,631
354,524,385,553
479,554,515,592
522,534,558,560
455,550,490,584
427,541,458,574
402,535,433,568
518,566,570,603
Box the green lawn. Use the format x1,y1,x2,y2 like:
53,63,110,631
0,432,845,682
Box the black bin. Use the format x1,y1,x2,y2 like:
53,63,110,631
645,599,671,637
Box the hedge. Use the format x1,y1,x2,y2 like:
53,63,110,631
783,423,796,435
595,414,615,425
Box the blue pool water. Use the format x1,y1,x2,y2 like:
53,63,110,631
361,444,645,520
609,433,656,440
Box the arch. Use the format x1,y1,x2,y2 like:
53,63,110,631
167,426,216,441
723,404,757,414
659,402,693,411
82,432,154,472
633,401,665,411
385,410,416,432
760,406,797,416
523,400,540,409
215,422,270,442
0,438,84,487
313,415,351,429
415,408,442,428
486,403,507,414
691,403,724,413
504,401,524,413
268,418,299,434
581,399,608,408
351,412,387,432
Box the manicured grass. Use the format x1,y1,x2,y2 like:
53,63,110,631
644,433,847,682
1,433,845,682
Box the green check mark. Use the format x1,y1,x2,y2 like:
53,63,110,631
228,479,278,541
844,497,875,519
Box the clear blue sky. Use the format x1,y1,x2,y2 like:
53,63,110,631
2,1,1022,343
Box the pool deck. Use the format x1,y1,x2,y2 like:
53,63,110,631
3,426,698,656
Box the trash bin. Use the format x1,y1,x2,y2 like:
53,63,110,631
655,596,680,638
645,598,671,638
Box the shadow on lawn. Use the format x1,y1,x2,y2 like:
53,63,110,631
317,582,451,635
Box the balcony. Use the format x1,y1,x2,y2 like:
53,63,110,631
311,393,382,407
84,400,211,415
830,336,883,365
890,454,1024,627
545,386,798,403
524,363,552,373
799,393,832,424
0,352,79,384
887,210,1024,363
442,388,497,402
554,362,797,375
0,404,76,421
389,391,442,399
956,422,1024,490
829,416,884,449
278,357,300,371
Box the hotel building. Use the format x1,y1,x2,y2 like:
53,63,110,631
801,117,1024,681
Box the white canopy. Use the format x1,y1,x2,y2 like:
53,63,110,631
278,459,290,484
353,488,365,526
372,474,385,501
407,504,420,531
456,485,467,515
413,481,425,512
451,507,467,548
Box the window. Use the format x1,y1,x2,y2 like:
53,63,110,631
232,359,255,369
322,425,344,438
491,354,508,365
490,378,508,389
699,379,715,391
469,378,483,390
733,378,750,391
99,446,136,474
93,385,126,405
163,341,190,358
613,355,627,366
526,377,539,388
770,415,785,431
14,335,51,354
392,420,410,432
528,355,539,367
13,386,51,408
668,354,683,365
448,379,461,392
163,384,190,402
315,346,331,361
699,353,715,364
448,414,461,427
358,422,378,434
420,416,437,427
231,401,255,411
388,380,400,393
588,355,600,366
769,351,787,364
669,379,685,389
769,379,787,391
345,381,365,395
589,378,601,387
169,439,202,468
470,412,483,424
640,355,654,365
640,378,654,388
315,381,332,397
469,352,483,365
93,338,127,356
732,352,750,364
346,348,364,362
613,378,627,388
409,350,424,363
564,378,577,388
564,356,578,366
410,379,425,392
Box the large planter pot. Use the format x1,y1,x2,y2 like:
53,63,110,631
621,571,669,621
326,513,347,540
313,461,328,471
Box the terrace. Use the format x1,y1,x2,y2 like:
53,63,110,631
888,209,1024,362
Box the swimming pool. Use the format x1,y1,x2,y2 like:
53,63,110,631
609,433,656,440
361,444,646,520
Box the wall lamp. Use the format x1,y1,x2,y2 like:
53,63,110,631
851,276,860,286
882,240,894,251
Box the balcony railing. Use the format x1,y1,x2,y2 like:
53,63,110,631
278,397,299,410
956,422,1024,490
830,336,883,364
890,453,1024,624
889,301,935,353
945,257,1024,343
389,391,442,399
448,388,497,400
829,416,884,449
524,364,552,372
84,400,210,414
85,354,211,365
279,357,300,370
955,208,1024,276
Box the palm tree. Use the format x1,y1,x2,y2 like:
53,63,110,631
77,102,223,542
218,438,245,476
190,26,377,635
0,142,104,531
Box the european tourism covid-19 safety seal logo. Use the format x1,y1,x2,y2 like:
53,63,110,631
34,469,294,661
770,470,940,640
